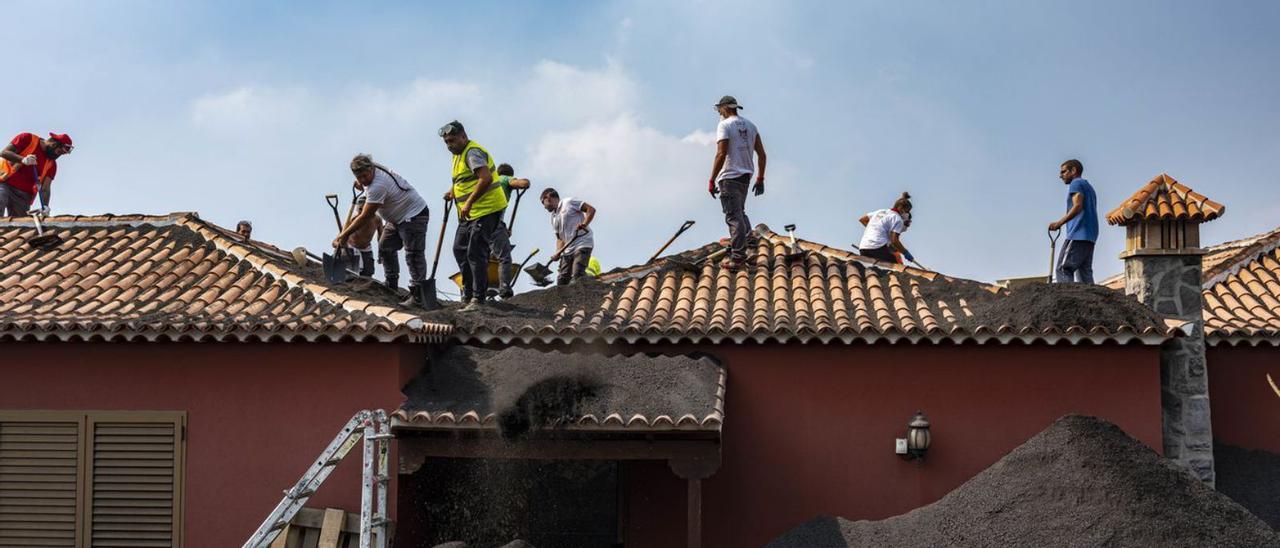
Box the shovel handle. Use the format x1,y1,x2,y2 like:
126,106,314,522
428,199,453,281
507,187,527,235
510,247,540,286
325,194,343,231
1048,228,1061,283
649,220,696,263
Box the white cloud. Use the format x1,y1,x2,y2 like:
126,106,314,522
190,86,310,131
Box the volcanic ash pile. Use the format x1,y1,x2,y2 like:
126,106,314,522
768,415,1280,548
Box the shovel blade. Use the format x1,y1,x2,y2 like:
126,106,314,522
523,263,554,287
27,234,63,250
322,253,350,284
420,279,441,310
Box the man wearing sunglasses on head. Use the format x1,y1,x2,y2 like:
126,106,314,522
0,132,73,217
439,120,507,312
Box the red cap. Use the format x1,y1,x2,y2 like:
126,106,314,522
48,133,73,146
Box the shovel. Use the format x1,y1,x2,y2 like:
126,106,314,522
524,227,588,287
508,247,540,286
783,224,805,263
648,220,695,263
507,187,527,235
26,168,62,249
1048,228,1062,283
322,194,358,284
419,199,452,310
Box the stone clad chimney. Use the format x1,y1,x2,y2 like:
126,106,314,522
1108,173,1225,485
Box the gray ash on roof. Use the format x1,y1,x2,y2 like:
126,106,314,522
400,345,722,438
768,415,1280,548
963,283,1168,332
421,279,616,333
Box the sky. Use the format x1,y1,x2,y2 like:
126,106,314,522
7,1,1280,292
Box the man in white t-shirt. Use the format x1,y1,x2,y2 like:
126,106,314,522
541,187,596,285
707,95,767,270
334,154,430,305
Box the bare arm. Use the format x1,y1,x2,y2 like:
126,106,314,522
890,232,909,255
0,144,21,164
579,202,596,230
1050,193,1084,230
334,202,381,244
753,134,767,181
459,166,493,219
708,140,728,196
509,177,531,190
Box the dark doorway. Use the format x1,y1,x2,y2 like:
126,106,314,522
400,458,619,547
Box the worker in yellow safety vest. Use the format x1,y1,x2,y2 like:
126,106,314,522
439,120,508,311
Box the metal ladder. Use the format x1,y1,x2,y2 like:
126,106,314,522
243,409,392,548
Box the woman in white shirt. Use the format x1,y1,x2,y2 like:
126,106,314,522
857,192,915,265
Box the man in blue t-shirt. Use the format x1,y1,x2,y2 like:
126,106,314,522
1048,158,1098,283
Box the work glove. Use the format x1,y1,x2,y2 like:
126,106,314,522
902,250,915,263
708,178,719,199
21,155,37,166
753,178,765,196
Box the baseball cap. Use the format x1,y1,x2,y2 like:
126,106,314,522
48,133,74,150
714,95,743,109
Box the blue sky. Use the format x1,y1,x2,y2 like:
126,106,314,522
8,1,1279,289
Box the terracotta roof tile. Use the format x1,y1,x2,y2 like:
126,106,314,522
0,213,451,343
1200,226,1280,343
1106,173,1225,225
445,225,1180,346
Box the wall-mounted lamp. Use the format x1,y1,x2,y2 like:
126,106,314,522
895,411,931,460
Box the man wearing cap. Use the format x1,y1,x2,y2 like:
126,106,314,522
0,132,73,217
334,154,430,305
439,120,507,311
490,163,531,298
707,96,766,270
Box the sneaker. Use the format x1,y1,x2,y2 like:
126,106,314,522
498,287,514,299
719,257,744,271
459,300,485,313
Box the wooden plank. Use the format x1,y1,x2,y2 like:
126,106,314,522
687,478,702,548
269,525,291,548
317,508,345,548
298,526,320,548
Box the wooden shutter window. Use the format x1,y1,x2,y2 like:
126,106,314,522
87,415,184,548
0,416,83,548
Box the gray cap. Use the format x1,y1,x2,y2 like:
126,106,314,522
715,95,743,109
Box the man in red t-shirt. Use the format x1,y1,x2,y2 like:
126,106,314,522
0,132,73,217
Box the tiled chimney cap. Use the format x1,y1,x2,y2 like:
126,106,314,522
1106,173,1225,226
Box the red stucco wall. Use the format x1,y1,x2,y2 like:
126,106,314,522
0,342,414,548
622,343,1163,548
1208,344,1280,453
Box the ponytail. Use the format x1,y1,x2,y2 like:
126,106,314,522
893,191,912,212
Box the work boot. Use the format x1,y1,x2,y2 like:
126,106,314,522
497,264,514,299
385,275,399,292
400,283,422,308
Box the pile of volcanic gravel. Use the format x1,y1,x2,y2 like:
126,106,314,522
961,283,1167,332
401,345,722,439
1216,443,1280,530
768,415,1280,548
421,279,616,333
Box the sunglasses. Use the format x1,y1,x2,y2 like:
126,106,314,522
438,123,461,137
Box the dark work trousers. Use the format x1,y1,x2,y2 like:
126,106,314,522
453,210,502,301
1055,239,1096,284
379,206,430,287
718,174,752,261
859,245,899,264
1,184,34,217
557,247,593,286
489,219,514,292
